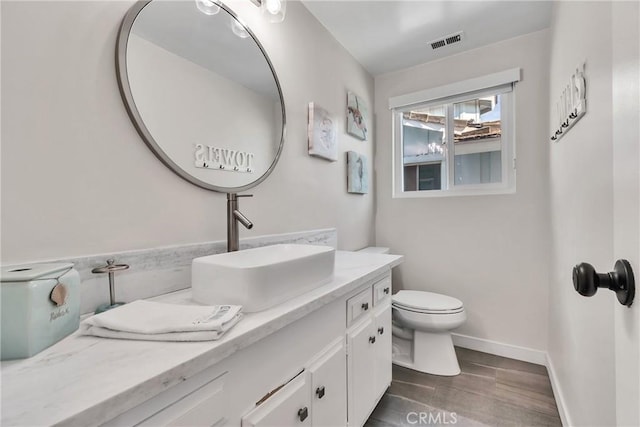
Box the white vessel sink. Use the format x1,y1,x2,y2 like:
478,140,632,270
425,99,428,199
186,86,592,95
191,244,336,312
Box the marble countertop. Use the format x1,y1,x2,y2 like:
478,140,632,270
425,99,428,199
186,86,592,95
1,251,402,427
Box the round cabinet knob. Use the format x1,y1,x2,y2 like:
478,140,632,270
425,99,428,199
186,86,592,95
361,302,369,311
298,407,308,422
315,386,325,399
369,336,376,344
573,260,635,306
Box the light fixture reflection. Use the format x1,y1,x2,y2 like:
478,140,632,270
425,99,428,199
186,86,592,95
195,0,220,15
230,18,250,39
261,0,286,23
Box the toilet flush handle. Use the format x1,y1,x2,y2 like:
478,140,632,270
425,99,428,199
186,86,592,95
572,260,635,306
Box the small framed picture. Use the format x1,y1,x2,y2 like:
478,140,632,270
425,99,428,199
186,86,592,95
308,102,338,161
346,91,369,141
347,151,369,194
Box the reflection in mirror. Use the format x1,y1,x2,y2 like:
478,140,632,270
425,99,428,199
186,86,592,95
117,0,285,192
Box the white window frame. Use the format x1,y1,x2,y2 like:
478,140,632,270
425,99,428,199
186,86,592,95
390,68,520,198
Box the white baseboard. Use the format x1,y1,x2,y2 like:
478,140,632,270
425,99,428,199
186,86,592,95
451,333,547,365
451,333,571,426
545,354,572,427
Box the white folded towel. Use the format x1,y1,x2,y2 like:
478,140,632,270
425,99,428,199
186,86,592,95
80,300,243,342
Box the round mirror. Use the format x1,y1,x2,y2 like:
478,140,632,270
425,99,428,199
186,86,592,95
116,0,285,192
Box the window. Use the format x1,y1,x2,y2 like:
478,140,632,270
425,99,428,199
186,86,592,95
390,69,519,197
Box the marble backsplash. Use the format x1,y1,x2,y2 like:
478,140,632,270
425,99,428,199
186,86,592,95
9,229,337,315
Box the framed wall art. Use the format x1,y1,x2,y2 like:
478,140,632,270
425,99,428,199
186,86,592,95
308,102,338,161
347,151,368,194
346,91,368,141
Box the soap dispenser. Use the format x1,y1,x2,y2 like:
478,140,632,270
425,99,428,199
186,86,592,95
92,259,129,313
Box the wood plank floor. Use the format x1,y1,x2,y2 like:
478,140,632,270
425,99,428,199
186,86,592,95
365,347,562,426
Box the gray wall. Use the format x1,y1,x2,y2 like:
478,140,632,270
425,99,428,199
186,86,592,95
1,1,375,263
374,30,551,352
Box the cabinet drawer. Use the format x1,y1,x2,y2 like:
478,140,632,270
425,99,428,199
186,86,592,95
138,372,227,427
241,372,310,427
346,288,373,327
372,276,392,305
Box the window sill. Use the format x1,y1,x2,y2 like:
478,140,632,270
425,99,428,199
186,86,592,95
392,185,516,199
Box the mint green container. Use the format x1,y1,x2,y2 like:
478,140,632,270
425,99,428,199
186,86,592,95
1,263,80,360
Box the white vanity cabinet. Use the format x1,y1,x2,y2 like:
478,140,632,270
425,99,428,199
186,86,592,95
102,271,394,427
240,273,392,427
346,275,392,427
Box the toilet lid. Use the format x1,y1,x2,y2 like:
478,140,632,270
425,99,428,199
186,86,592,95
392,290,463,312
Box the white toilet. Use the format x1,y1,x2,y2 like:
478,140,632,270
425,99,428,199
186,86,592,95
392,290,466,376
357,247,466,376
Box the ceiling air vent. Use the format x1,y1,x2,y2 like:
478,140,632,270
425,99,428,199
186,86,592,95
429,31,464,50
430,39,446,50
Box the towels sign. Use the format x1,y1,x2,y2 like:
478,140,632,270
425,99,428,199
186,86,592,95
195,144,255,173
551,62,587,142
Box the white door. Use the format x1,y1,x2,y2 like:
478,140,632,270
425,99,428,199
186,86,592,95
612,2,640,425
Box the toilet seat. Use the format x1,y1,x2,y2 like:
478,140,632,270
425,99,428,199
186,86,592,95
392,290,464,314
393,304,465,315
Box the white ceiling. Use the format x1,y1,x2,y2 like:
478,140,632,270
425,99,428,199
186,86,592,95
301,1,553,76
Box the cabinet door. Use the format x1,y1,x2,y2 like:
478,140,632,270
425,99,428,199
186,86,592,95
373,301,392,400
308,338,347,427
242,373,311,427
347,317,376,427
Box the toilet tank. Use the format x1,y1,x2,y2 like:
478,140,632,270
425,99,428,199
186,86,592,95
357,247,390,254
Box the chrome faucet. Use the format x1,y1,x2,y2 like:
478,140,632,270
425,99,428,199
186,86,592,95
227,193,254,252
